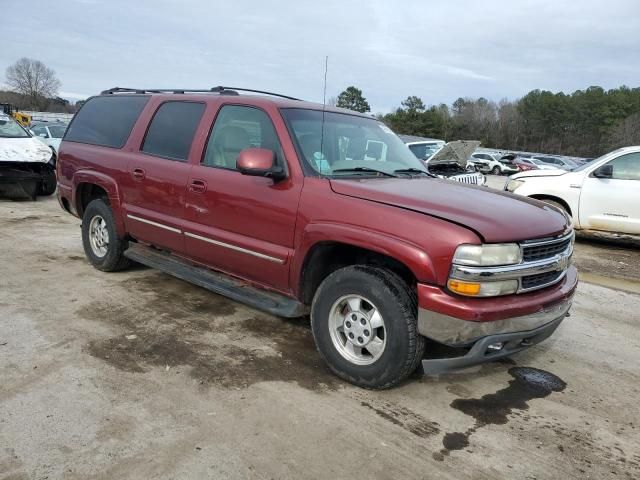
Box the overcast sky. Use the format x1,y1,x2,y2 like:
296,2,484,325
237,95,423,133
3,0,639,112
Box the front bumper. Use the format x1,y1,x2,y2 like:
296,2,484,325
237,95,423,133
418,292,573,346
417,265,577,373
421,313,567,374
0,164,49,199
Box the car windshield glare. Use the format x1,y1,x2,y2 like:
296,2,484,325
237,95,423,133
0,116,29,138
280,108,428,177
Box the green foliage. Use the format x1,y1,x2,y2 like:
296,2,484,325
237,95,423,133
336,86,371,113
380,86,640,157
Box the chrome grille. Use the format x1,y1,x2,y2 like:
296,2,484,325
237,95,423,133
523,236,573,262
452,174,481,185
521,271,564,290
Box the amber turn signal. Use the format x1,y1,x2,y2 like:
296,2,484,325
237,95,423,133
447,279,481,296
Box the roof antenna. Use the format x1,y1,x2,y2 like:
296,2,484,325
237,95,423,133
319,56,328,174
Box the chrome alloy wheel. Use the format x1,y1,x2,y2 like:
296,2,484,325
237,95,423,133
328,295,387,365
88,215,109,258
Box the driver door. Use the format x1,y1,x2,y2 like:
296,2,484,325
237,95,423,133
183,104,302,292
579,152,640,234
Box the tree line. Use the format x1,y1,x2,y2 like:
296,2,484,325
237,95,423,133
336,85,640,158
3,56,639,156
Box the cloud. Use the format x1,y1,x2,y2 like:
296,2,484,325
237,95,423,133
1,0,638,112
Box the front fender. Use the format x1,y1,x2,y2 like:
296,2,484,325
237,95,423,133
291,222,438,298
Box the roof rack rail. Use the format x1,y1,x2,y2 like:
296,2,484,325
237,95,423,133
101,86,301,101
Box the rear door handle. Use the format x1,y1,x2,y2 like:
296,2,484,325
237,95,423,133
132,168,146,180
189,179,207,193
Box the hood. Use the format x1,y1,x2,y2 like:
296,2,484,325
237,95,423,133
0,137,52,163
512,169,568,180
427,140,480,168
330,177,569,243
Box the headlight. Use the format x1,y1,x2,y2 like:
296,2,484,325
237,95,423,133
447,279,519,297
452,244,522,266
505,178,524,192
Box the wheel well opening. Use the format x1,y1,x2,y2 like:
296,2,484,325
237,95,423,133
60,196,71,213
300,242,416,306
76,183,109,217
529,195,572,216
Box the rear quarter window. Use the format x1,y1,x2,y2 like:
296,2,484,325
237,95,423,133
64,95,149,148
142,101,205,161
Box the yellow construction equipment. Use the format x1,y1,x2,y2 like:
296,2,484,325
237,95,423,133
0,103,32,127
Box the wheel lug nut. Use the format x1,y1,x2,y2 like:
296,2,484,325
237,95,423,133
364,330,369,336
348,332,354,339
357,337,363,343
360,318,366,325
351,314,357,320
345,321,351,328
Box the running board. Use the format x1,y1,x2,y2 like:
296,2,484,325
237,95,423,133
124,243,308,318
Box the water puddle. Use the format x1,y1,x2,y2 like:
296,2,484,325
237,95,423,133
434,367,566,460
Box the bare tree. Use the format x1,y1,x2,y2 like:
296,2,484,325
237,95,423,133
5,58,61,109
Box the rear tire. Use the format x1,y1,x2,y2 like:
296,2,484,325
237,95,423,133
310,265,425,389
81,199,131,272
491,166,501,175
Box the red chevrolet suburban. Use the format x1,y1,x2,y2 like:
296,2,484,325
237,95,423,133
57,87,577,388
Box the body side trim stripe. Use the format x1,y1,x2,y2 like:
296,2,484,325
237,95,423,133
184,231,285,264
127,214,182,234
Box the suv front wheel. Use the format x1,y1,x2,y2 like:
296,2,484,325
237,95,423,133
81,199,131,272
311,266,425,389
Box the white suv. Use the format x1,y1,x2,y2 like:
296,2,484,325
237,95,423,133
471,152,519,175
505,146,640,236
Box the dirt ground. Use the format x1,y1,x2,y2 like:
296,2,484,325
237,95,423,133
1,196,639,480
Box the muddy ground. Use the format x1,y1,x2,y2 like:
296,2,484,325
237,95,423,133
1,196,639,480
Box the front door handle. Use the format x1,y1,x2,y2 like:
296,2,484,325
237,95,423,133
132,168,146,180
189,179,207,193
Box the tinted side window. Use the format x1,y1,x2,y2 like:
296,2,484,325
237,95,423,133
65,95,149,148
142,102,205,161
202,105,283,170
607,153,640,180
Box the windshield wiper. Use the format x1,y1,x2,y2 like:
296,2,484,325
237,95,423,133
393,168,436,178
332,167,398,178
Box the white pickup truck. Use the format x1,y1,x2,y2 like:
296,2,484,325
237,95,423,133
505,146,640,236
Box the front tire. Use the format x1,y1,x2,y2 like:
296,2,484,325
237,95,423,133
39,169,57,196
81,199,131,272
491,166,501,175
311,266,425,389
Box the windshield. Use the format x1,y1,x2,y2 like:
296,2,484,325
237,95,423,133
408,143,443,160
0,116,29,138
48,125,67,138
281,108,428,177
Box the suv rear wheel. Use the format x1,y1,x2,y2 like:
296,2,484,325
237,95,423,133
81,199,131,271
311,265,425,389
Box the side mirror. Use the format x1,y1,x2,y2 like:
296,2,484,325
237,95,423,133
593,164,613,179
237,148,285,181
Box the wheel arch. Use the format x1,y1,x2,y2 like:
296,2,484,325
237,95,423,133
72,171,126,236
294,224,437,306
528,194,573,217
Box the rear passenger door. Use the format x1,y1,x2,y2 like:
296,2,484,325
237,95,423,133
183,104,302,292
122,100,205,254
